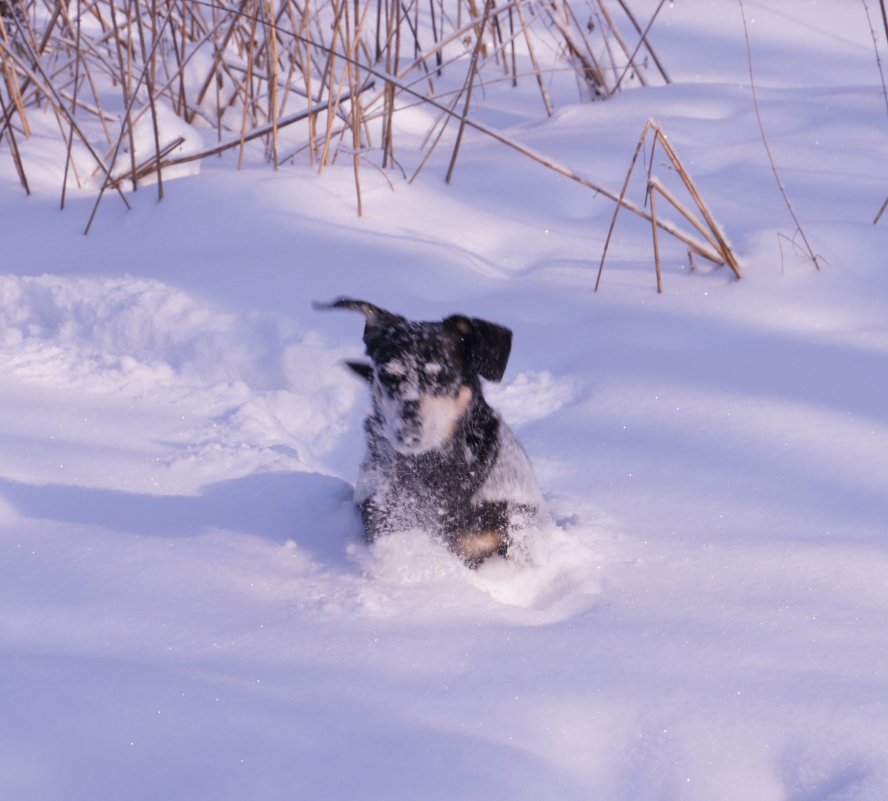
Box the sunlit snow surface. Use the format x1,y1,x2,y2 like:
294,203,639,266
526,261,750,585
3,1,888,799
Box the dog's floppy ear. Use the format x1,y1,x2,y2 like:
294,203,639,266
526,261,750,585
313,297,405,348
345,360,374,382
445,315,513,383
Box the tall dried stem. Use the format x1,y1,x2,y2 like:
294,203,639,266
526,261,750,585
739,0,820,269
0,13,31,136
61,0,83,207
237,0,259,169
613,0,669,83
445,0,492,183
514,0,552,115
262,0,279,167
0,87,29,192
134,0,165,198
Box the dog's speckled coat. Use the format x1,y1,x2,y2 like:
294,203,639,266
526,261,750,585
316,298,541,565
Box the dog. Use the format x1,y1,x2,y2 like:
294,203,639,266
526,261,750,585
315,297,541,566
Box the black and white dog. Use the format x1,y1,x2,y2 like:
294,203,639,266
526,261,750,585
316,298,541,566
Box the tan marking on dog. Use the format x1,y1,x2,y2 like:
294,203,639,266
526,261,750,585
454,531,504,560
419,385,473,444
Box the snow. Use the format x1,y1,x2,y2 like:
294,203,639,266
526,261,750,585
2,1,888,799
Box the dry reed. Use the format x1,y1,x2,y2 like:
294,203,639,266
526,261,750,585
2,0,669,208
596,119,741,293
0,0,744,288
738,0,821,269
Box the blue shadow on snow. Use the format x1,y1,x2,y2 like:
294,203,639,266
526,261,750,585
0,471,360,566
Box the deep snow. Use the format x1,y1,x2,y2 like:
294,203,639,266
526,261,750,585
2,1,888,799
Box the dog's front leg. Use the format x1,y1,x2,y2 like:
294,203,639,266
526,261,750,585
448,501,511,566
359,496,391,543
452,531,508,566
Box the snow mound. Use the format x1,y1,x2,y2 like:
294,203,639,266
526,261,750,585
350,509,604,624
473,517,603,620
0,274,315,389
0,275,365,481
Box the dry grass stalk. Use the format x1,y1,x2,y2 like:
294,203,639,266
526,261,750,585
134,0,165,199
237,0,259,170
864,0,888,223
514,0,552,115
595,118,650,292
317,0,350,171
738,0,821,270
0,87,29,192
546,0,607,97
597,119,741,293
648,178,721,254
342,0,375,215
61,0,84,208
381,0,401,168
262,0,279,167
654,129,741,277
110,133,183,185
597,0,646,89
124,81,375,180
190,0,248,116
881,0,888,56
612,0,668,92
649,176,662,292
446,0,492,183
613,0,670,84
107,0,138,189
0,16,30,137
862,0,888,119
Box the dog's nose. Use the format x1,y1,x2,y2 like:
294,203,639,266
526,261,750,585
401,399,421,420
394,400,423,449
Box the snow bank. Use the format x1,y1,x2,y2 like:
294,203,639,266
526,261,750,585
0,274,370,491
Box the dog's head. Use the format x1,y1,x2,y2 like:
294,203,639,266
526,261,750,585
315,298,512,455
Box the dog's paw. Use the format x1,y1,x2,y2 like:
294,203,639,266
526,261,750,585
452,530,507,566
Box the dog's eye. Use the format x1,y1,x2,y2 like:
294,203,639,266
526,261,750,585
377,369,403,388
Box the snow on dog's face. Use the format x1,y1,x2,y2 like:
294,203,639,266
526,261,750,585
368,321,474,454
314,298,513,456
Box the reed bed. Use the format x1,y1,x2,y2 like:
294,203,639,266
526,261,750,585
0,0,668,189
0,0,742,281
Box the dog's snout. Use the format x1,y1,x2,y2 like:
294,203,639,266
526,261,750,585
401,399,421,420
390,400,424,450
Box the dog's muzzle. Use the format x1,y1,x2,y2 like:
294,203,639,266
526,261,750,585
392,399,423,450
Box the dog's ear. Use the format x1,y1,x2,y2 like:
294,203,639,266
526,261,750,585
445,315,513,383
345,360,374,382
313,298,404,348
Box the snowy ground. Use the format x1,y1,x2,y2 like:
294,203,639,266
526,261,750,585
2,1,888,799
